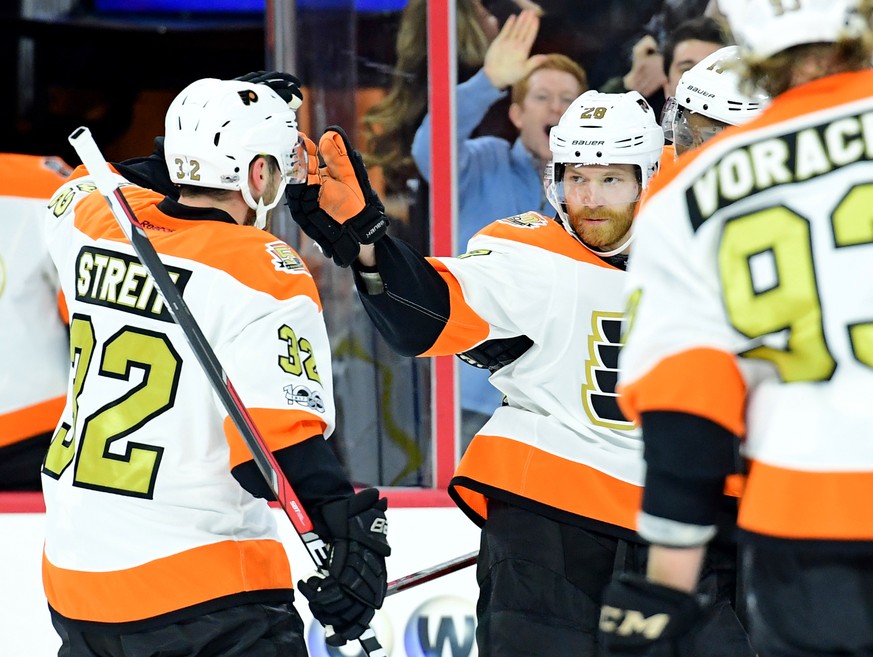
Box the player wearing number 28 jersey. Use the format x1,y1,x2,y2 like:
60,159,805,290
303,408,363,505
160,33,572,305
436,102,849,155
286,91,753,656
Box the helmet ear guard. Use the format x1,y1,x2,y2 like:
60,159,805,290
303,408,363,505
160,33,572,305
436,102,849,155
163,78,303,228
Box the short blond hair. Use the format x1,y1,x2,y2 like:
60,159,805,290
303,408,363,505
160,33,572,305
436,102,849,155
728,2,873,96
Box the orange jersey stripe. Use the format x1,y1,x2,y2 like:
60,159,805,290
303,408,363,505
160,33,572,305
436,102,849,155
57,290,69,325
643,69,873,207
71,186,323,310
43,538,292,623
476,215,622,269
0,396,65,446
420,216,619,357
224,408,327,469
451,433,642,530
421,257,490,356
740,461,873,540
0,154,70,198
618,347,747,437
724,473,746,498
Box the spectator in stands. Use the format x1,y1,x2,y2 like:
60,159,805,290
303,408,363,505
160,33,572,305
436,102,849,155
600,12,728,117
361,0,506,251
662,15,727,98
410,9,587,445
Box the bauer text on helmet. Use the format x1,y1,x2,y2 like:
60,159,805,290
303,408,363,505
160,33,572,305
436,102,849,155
663,45,770,155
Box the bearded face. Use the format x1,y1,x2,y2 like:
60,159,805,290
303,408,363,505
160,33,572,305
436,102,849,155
561,163,640,252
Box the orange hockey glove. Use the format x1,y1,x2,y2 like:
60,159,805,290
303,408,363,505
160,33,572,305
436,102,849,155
285,125,389,267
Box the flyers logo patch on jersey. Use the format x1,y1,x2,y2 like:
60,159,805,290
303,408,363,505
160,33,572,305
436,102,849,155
498,212,548,229
582,310,634,431
266,241,306,274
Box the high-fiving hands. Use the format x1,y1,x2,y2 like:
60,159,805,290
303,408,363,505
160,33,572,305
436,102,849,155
285,126,389,268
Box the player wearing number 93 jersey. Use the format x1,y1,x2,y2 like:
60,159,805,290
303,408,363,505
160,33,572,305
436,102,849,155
604,0,873,654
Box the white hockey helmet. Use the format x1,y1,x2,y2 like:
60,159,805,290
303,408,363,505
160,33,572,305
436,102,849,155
547,90,664,194
163,78,306,229
662,46,770,150
672,46,768,126
545,90,664,255
718,0,868,61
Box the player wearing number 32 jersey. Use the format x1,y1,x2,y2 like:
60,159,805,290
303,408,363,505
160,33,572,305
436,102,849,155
39,76,390,657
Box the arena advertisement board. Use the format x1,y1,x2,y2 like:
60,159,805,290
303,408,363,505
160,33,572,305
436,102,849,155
1,504,480,657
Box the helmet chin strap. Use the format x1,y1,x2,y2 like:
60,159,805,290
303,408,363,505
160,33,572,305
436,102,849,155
240,179,288,230
253,198,269,230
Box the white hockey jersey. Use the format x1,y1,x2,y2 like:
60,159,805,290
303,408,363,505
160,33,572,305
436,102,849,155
620,69,873,543
41,171,335,623
0,154,70,452
432,213,644,532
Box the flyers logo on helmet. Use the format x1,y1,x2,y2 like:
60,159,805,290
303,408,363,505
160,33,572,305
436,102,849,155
237,90,259,105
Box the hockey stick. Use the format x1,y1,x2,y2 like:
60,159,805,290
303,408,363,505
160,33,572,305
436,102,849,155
386,550,478,596
68,126,386,657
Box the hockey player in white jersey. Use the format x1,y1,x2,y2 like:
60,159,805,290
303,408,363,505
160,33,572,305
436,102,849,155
41,76,389,657
0,154,70,490
286,90,753,656
662,44,769,158
599,1,873,655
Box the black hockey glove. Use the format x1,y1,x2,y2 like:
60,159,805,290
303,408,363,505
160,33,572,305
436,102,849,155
297,488,391,646
115,136,178,199
234,70,303,109
599,573,704,656
285,125,389,267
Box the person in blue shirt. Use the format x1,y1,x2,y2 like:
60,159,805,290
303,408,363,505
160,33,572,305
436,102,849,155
411,9,587,444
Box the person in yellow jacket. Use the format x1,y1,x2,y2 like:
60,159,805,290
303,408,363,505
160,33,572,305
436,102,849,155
0,153,71,490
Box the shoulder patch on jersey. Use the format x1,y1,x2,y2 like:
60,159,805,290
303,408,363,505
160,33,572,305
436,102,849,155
48,181,99,220
497,212,549,229
266,241,307,274
283,384,325,413
457,248,492,259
